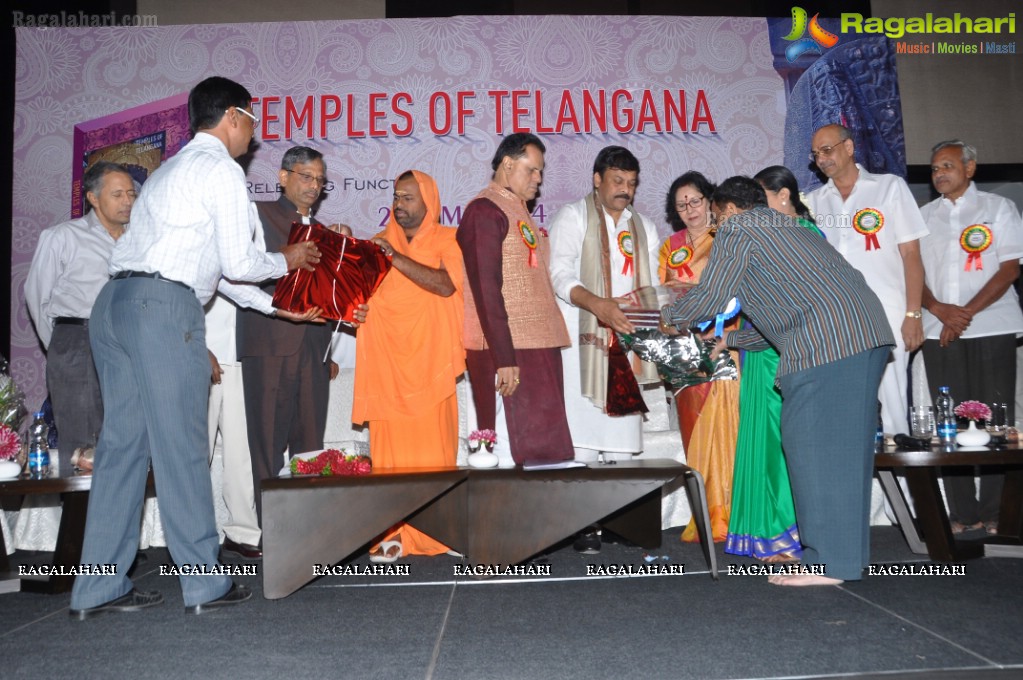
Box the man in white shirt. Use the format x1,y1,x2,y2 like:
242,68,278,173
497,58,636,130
25,161,136,470
548,146,660,553
920,139,1023,534
69,76,320,620
806,124,928,435
205,295,261,559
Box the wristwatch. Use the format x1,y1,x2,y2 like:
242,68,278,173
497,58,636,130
905,310,922,319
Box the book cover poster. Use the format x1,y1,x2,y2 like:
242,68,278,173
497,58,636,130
70,93,189,217
84,131,166,189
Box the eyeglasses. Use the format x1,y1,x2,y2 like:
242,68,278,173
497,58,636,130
675,196,705,211
286,169,328,187
230,106,260,127
809,141,845,162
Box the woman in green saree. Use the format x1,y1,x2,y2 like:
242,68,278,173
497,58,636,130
724,165,823,561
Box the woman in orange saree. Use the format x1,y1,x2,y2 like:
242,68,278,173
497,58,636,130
658,171,739,543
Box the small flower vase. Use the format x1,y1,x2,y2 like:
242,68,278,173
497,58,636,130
956,420,991,447
0,458,22,479
467,441,499,468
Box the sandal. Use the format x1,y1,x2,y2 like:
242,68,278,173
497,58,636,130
950,521,983,535
369,540,403,564
71,446,95,472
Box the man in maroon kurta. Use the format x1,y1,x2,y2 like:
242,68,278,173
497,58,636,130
457,133,574,464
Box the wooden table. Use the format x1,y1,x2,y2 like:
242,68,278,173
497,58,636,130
0,470,157,594
261,459,715,599
0,471,94,593
874,444,1023,561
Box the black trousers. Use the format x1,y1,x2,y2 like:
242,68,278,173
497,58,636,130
922,334,1015,524
242,330,330,524
47,324,103,470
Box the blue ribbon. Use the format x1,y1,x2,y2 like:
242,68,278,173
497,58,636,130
695,297,741,337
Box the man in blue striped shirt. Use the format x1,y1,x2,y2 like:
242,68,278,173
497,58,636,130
662,176,894,585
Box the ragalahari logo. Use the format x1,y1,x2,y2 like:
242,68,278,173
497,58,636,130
783,7,840,61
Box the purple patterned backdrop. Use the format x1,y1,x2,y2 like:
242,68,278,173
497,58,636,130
13,16,785,408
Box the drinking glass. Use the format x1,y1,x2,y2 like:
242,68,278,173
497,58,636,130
987,403,1007,442
910,405,936,439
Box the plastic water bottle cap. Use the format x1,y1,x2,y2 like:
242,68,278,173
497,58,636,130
34,411,44,418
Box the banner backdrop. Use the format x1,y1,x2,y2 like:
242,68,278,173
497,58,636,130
13,16,787,407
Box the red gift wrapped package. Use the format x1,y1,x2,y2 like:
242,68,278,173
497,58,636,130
272,222,391,323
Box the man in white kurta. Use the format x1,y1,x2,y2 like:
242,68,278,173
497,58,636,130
549,146,660,461
919,139,1023,532
806,124,928,434
205,294,261,558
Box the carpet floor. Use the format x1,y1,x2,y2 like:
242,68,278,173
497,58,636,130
1,526,1021,680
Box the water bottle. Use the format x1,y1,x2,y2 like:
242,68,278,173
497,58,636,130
935,386,957,449
27,411,50,477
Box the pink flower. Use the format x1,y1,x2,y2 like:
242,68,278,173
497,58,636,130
954,400,991,422
469,429,497,445
0,425,20,461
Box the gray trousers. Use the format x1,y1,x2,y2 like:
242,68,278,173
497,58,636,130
71,278,230,609
778,346,890,581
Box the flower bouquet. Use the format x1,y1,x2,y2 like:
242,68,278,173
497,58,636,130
953,401,992,448
0,359,27,432
954,401,991,422
0,357,27,477
289,448,372,476
467,429,496,453
0,424,20,479
0,424,20,462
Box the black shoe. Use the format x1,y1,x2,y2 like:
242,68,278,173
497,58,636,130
600,529,636,548
222,537,262,559
185,583,252,615
573,529,601,554
69,589,164,620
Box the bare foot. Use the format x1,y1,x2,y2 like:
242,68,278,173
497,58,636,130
768,574,844,587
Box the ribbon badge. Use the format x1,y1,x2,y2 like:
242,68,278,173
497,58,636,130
960,224,993,271
518,220,538,268
853,208,884,251
617,231,634,275
696,297,742,338
667,245,694,279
